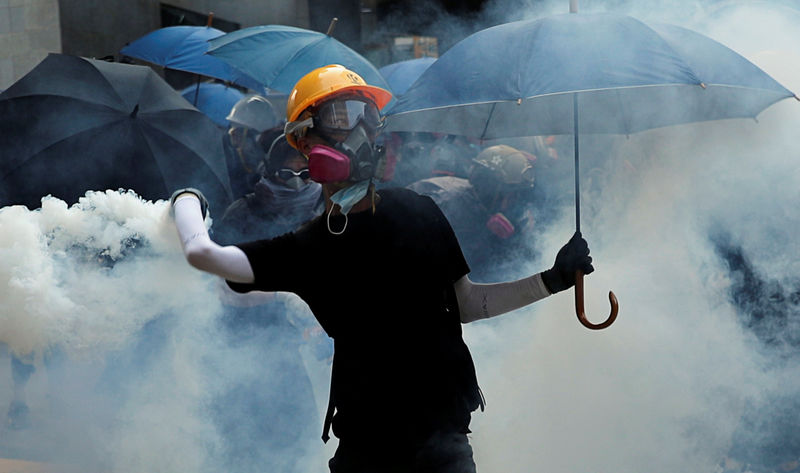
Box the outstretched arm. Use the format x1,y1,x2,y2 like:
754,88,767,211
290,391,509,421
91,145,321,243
172,192,255,283
454,273,551,323
454,232,594,323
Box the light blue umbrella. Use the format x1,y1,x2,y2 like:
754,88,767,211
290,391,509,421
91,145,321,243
379,57,436,96
206,24,390,94
180,82,244,128
385,12,797,329
387,13,794,138
121,25,264,92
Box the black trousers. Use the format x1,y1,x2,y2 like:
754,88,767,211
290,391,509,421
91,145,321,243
328,431,477,473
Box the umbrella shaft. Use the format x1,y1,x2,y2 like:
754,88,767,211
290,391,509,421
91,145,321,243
573,93,580,233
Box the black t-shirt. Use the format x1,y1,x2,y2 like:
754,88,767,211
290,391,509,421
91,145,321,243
228,187,482,441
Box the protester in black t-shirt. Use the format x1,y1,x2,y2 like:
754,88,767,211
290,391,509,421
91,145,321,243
171,65,594,473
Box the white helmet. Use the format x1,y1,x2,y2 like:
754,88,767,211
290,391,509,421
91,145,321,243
226,94,279,133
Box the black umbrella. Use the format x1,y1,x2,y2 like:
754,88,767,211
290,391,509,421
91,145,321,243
0,53,233,215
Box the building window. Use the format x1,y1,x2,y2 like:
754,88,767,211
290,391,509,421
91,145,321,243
160,3,240,32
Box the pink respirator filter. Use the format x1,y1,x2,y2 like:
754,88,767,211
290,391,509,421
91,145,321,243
308,145,351,183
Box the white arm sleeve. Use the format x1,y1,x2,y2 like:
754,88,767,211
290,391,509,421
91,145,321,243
454,273,552,323
172,194,255,283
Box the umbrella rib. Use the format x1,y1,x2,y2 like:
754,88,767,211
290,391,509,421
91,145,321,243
389,83,792,117
137,118,232,198
270,35,328,89
480,103,496,141
613,88,633,136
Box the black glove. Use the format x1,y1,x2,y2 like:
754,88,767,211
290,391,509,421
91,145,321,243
541,231,594,294
169,187,209,220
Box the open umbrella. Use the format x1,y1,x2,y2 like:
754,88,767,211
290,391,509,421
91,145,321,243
206,22,390,94
180,82,244,128
385,12,797,330
379,57,437,97
0,53,233,216
120,25,264,93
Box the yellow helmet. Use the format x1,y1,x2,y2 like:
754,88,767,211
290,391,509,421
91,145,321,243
285,64,393,148
471,145,535,187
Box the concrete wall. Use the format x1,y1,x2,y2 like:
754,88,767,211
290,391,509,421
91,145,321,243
58,0,310,62
0,0,61,90
59,0,158,59
165,0,309,29
0,0,311,89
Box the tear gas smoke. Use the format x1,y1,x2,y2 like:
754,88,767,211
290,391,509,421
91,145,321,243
459,3,800,472
0,191,328,472
2,1,800,472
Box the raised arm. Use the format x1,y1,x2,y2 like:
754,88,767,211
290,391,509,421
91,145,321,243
171,190,255,283
454,232,594,323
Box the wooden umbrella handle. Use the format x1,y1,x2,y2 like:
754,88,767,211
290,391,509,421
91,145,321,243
575,270,619,330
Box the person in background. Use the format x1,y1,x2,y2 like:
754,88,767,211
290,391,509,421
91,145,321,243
381,133,480,188
211,128,329,473
170,64,594,473
222,94,280,198
4,351,34,430
408,144,538,281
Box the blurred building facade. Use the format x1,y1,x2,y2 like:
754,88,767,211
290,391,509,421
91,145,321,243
0,0,61,91
0,0,446,91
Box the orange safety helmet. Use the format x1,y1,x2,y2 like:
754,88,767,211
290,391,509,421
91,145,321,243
285,64,392,149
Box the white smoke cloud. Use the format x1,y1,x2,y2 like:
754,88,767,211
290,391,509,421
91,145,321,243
3,1,800,472
458,2,800,473
0,191,329,472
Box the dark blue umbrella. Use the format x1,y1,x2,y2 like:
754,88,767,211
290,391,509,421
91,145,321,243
206,24,390,94
120,25,264,92
385,12,797,329
180,82,244,128
379,57,436,96
0,54,233,216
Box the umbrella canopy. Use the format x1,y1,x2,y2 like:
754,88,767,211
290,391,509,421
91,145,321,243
0,53,233,215
206,24,390,94
120,25,264,92
384,12,797,330
385,13,795,138
180,82,244,127
379,57,437,96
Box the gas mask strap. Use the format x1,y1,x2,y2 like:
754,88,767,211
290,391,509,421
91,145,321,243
284,117,314,137
263,133,287,172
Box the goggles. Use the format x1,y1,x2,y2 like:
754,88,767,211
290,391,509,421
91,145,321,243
276,168,310,181
314,99,381,133
284,99,382,139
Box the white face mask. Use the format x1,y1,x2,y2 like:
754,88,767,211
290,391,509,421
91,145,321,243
326,179,371,235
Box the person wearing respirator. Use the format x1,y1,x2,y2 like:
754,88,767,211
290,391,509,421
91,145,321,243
171,64,595,473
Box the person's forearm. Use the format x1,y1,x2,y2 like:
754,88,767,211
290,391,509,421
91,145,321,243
172,194,255,283
454,273,551,323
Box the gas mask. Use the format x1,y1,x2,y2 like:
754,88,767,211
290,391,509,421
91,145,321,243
308,124,379,183
285,97,383,183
